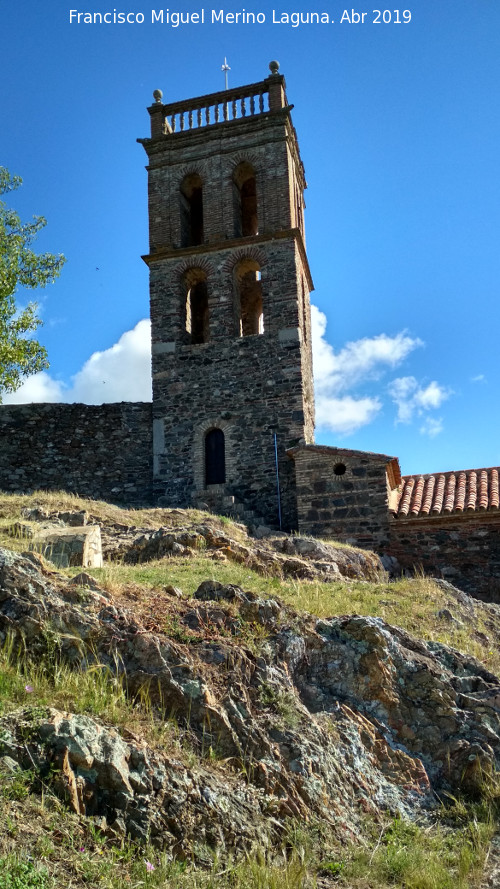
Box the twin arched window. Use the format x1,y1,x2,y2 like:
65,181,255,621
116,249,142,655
183,259,264,345
181,162,263,343
179,161,258,249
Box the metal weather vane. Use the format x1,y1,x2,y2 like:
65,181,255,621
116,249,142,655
221,58,230,90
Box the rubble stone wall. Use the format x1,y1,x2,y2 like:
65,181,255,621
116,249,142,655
0,402,153,506
150,238,311,529
291,445,394,550
389,516,500,602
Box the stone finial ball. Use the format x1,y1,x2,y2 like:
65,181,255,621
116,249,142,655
153,89,163,103
269,61,280,74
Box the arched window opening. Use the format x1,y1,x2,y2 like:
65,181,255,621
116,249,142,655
185,270,209,344
205,428,225,485
234,259,264,336
180,173,203,247
233,162,258,238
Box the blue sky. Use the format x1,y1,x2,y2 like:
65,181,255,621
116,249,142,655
2,0,499,476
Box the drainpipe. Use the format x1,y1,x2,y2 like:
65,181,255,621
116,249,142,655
274,432,282,531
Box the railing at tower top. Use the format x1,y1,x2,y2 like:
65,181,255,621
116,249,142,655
148,73,288,138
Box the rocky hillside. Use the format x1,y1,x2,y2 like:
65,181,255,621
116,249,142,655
1,492,500,887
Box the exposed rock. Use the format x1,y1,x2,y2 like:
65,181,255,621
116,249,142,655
97,522,383,584
15,506,384,584
2,545,500,853
69,571,107,593
0,707,271,856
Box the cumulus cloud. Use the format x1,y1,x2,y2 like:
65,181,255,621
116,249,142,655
311,305,423,435
315,395,382,436
69,319,152,403
3,319,152,405
2,371,65,404
419,417,444,438
311,306,423,395
388,375,451,426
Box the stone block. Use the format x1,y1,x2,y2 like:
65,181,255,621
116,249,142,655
29,525,103,569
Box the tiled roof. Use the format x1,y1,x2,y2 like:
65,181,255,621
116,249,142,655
394,467,500,518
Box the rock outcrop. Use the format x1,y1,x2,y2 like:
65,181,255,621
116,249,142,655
2,545,500,857
16,506,385,582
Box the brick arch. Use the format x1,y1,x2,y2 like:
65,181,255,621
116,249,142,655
174,257,214,281
175,161,209,182
223,151,261,179
221,247,267,276
193,417,236,490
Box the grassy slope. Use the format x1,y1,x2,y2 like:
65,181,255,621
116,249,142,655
0,490,499,888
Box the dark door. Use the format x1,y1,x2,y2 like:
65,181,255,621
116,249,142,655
205,428,225,485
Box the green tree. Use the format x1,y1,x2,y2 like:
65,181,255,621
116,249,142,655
0,167,65,399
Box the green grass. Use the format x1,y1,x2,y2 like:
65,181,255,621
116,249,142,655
0,857,53,888
0,634,196,758
334,814,494,889
0,632,497,889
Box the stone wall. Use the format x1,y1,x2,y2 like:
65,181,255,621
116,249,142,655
149,237,312,529
389,516,500,602
0,402,153,506
291,445,400,550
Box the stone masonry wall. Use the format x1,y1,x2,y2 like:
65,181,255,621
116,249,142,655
291,445,397,550
389,516,500,602
151,291,307,528
0,403,153,506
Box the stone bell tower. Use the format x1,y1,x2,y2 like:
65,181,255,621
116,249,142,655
138,62,315,529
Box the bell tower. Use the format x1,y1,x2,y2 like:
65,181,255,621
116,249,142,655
139,62,315,528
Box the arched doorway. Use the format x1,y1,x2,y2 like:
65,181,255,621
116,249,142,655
205,428,225,485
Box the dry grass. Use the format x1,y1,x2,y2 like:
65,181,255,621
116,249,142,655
0,489,243,534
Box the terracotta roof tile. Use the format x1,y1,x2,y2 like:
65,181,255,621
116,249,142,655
455,472,466,512
432,475,446,514
394,466,500,518
399,477,415,516
443,473,456,513
410,476,425,515
491,470,499,509
421,476,435,515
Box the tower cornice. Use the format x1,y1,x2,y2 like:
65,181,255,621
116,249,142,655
142,228,314,292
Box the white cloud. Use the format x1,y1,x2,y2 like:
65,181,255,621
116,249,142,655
3,319,152,405
388,375,451,425
419,417,444,438
311,305,423,435
70,319,152,403
2,372,64,404
311,306,423,397
315,394,382,436
4,311,449,442
471,374,486,383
